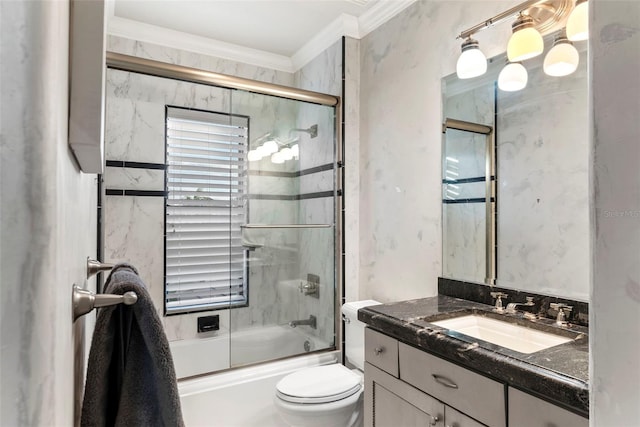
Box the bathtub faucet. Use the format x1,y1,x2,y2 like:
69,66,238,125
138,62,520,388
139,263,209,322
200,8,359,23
288,315,317,329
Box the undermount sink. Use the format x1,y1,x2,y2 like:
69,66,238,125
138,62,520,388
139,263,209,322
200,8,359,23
430,314,573,354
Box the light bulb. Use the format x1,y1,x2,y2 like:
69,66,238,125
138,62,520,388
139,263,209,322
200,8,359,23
279,147,293,161
291,144,299,158
271,152,285,164
498,62,528,92
456,38,487,79
543,37,579,76
247,150,262,162
507,15,544,62
256,145,269,157
262,139,279,154
566,0,588,42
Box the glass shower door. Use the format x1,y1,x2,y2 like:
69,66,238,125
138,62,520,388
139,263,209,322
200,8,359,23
229,90,337,367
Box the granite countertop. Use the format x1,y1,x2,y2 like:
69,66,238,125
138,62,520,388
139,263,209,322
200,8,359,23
358,295,589,416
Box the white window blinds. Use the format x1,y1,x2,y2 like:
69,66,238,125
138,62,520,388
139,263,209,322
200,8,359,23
165,107,248,314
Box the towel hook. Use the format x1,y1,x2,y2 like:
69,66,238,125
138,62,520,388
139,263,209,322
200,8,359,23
72,285,137,321
87,257,114,278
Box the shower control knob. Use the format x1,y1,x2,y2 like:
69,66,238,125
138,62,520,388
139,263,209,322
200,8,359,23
373,347,384,356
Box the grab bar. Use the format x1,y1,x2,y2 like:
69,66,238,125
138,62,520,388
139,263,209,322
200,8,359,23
87,257,114,278
72,285,137,321
241,224,332,229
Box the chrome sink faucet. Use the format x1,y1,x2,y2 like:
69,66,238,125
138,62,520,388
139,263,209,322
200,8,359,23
490,292,508,313
505,296,536,314
550,303,573,326
288,315,317,329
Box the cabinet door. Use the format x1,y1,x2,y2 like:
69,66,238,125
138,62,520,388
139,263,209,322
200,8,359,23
445,405,486,427
365,362,444,427
508,387,588,427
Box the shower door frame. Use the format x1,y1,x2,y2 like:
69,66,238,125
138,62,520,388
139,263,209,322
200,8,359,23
103,51,344,364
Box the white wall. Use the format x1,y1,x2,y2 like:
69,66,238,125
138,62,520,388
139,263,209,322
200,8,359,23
590,1,640,425
0,1,97,425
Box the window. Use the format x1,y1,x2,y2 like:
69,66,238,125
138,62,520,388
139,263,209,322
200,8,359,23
165,107,248,314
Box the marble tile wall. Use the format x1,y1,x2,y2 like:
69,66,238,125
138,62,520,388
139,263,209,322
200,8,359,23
1,1,97,425
590,1,640,424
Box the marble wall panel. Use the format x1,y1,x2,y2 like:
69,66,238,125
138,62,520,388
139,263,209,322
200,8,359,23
108,35,295,87
591,1,640,424
1,1,97,424
103,167,165,191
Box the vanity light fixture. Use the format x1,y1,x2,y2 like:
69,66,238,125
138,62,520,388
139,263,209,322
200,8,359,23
279,147,294,161
498,62,529,91
543,34,579,76
271,151,285,164
507,14,544,62
247,150,262,162
566,0,588,41
262,139,279,155
456,38,488,79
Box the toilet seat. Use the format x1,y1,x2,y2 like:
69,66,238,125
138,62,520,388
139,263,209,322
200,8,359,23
276,364,363,404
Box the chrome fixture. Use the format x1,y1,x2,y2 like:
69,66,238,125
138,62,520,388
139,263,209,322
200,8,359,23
506,296,536,314
550,303,573,326
290,124,318,139
299,274,320,299
490,292,509,313
72,285,137,321
288,315,317,329
456,38,488,79
86,257,114,278
454,0,586,88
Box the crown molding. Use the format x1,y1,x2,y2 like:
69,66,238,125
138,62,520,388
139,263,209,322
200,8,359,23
107,1,417,74
107,16,295,73
291,14,360,70
358,0,418,37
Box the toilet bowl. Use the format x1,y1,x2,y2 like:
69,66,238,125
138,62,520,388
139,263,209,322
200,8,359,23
274,364,363,427
273,300,381,427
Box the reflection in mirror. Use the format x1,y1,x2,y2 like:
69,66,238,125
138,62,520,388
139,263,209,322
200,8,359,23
442,36,588,301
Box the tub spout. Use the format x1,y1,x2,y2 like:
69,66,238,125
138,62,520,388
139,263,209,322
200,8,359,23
288,315,317,329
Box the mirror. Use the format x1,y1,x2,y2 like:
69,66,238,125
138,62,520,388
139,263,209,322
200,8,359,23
442,38,588,301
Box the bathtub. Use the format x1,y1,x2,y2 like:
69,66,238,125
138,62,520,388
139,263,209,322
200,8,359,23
178,350,339,427
171,324,330,378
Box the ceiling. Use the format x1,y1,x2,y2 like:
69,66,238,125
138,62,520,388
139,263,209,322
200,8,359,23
109,0,415,71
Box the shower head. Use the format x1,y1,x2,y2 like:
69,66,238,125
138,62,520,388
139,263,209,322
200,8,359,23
289,124,318,139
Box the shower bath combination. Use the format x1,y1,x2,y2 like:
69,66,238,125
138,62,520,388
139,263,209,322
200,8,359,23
101,52,341,380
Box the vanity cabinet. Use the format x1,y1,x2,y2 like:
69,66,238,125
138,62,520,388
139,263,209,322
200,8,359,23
364,328,496,427
508,387,588,427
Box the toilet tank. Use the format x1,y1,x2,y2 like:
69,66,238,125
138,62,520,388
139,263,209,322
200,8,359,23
341,300,381,370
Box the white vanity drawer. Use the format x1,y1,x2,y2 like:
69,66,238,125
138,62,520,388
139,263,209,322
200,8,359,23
365,328,399,377
398,342,506,427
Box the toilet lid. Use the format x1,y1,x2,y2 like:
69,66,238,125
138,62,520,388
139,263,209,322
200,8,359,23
276,364,362,404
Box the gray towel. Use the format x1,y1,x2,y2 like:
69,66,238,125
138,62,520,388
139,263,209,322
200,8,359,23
81,263,184,427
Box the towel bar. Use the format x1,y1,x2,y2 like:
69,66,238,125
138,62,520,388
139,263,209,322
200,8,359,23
87,257,114,278
72,285,137,321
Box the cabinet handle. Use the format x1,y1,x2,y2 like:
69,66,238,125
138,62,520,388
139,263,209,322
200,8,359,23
432,374,458,389
429,415,440,426
373,347,384,356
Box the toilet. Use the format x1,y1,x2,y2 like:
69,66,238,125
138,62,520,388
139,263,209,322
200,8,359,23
274,300,381,427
